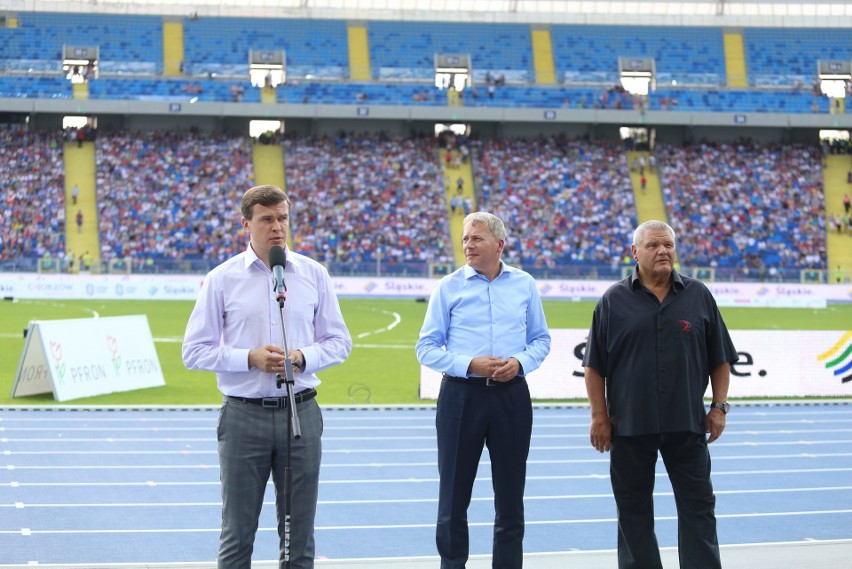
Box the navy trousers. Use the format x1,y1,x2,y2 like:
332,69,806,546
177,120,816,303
610,432,721,569
435,378,533,569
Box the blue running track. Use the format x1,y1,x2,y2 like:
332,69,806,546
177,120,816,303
1,404,851,566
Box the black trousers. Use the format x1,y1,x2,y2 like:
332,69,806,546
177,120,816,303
610,432,721,569
435,378,533,569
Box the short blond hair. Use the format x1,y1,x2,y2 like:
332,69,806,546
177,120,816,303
463,211,506,241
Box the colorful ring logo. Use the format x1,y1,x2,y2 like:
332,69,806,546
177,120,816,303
817,331,852,384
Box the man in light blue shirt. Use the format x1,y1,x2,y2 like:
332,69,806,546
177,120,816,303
183,185,351,569
416,212,551,569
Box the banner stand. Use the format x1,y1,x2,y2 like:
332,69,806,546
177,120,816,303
10,315,166,402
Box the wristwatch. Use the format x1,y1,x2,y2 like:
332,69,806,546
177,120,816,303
710,401,730,414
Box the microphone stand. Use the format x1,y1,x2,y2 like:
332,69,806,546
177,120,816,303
274,279,301,569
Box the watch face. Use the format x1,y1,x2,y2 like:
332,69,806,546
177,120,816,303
713,402,730,414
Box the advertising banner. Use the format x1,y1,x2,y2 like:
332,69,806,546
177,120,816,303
1,273,850,306
10,315,166,402
419,329,852,400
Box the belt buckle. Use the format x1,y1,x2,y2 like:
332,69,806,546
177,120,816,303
485,377,497,387
262,397,283,409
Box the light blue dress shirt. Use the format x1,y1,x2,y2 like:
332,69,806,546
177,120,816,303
416,262,551,378
182,245,352,397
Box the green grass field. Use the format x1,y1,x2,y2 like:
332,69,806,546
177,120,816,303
1,297,850,406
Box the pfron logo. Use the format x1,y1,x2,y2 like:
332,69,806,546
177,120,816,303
817,331,852,384
106,335,122,376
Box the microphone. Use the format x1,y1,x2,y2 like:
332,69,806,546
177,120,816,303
269,245,287,304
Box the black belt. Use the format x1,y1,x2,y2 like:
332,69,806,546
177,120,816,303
227,388,317,409
442,374,525,387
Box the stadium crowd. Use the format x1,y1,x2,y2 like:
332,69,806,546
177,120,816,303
657,140,827,277
95,130,253,264
0,129,834,280
0,127,66,263
282,132,454,269
472,136,638,271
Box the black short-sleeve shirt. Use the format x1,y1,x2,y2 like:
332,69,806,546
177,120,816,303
582,269,738,436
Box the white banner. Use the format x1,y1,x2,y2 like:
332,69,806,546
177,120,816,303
0,273,850,306
11,315,166,402
0,273,205,301
419,329,852,399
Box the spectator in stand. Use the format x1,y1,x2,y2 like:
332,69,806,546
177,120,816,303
0,127,66,262
656,141,827,276
95,130,254,268
282,132,453,271
473,136,637,270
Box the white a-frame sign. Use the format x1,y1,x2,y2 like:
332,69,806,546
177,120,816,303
11,315,166,402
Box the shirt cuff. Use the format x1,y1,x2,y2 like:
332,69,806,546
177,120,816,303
300,347,316,374
453,356,473,378
230,348,251,372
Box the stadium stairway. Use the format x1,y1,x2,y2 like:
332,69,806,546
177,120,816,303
723,30,748,87
72,81,88,100
628,151,668,225
531,27,557,85
63,141,100,272
251,142,291,245
442,148,476,267
162,18,184,77
824,154,852,283
347,24,371,81
252,142,286,190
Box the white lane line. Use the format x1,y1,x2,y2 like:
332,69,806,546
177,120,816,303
9,441,852,456
5,423,852,434
3,468,852,487
4,486,852,509
4,452,852,470
6,436,852,445
2,510,851,535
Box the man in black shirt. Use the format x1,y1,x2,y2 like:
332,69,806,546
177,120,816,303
583,220,738,569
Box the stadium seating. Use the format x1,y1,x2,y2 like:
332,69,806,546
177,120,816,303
657,141,827,275
368,21,533,83
0,13,847,113
0,127,67,263
0,129,832,280
94,130,253,265
553,25,726,87
183,18,349,80
473,136,639,278
744,28,852,88
2,12,162,73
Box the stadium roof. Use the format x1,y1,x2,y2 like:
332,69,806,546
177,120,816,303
9,0,852,26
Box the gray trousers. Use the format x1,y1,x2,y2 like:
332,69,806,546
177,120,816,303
217,396,323,569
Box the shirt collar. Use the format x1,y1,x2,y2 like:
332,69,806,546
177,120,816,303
629,264,684,291
243,244,300,271
464,260,514,280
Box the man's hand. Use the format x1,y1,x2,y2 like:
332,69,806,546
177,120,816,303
468,356,519,382
289,349,305,373
706,409,726,443
590,416,612,453
248,344,286,374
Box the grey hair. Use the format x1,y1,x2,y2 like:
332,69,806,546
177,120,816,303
632,220,676,246
464,211,506,241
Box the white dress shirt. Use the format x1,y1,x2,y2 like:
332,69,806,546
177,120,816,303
182,245,352,397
